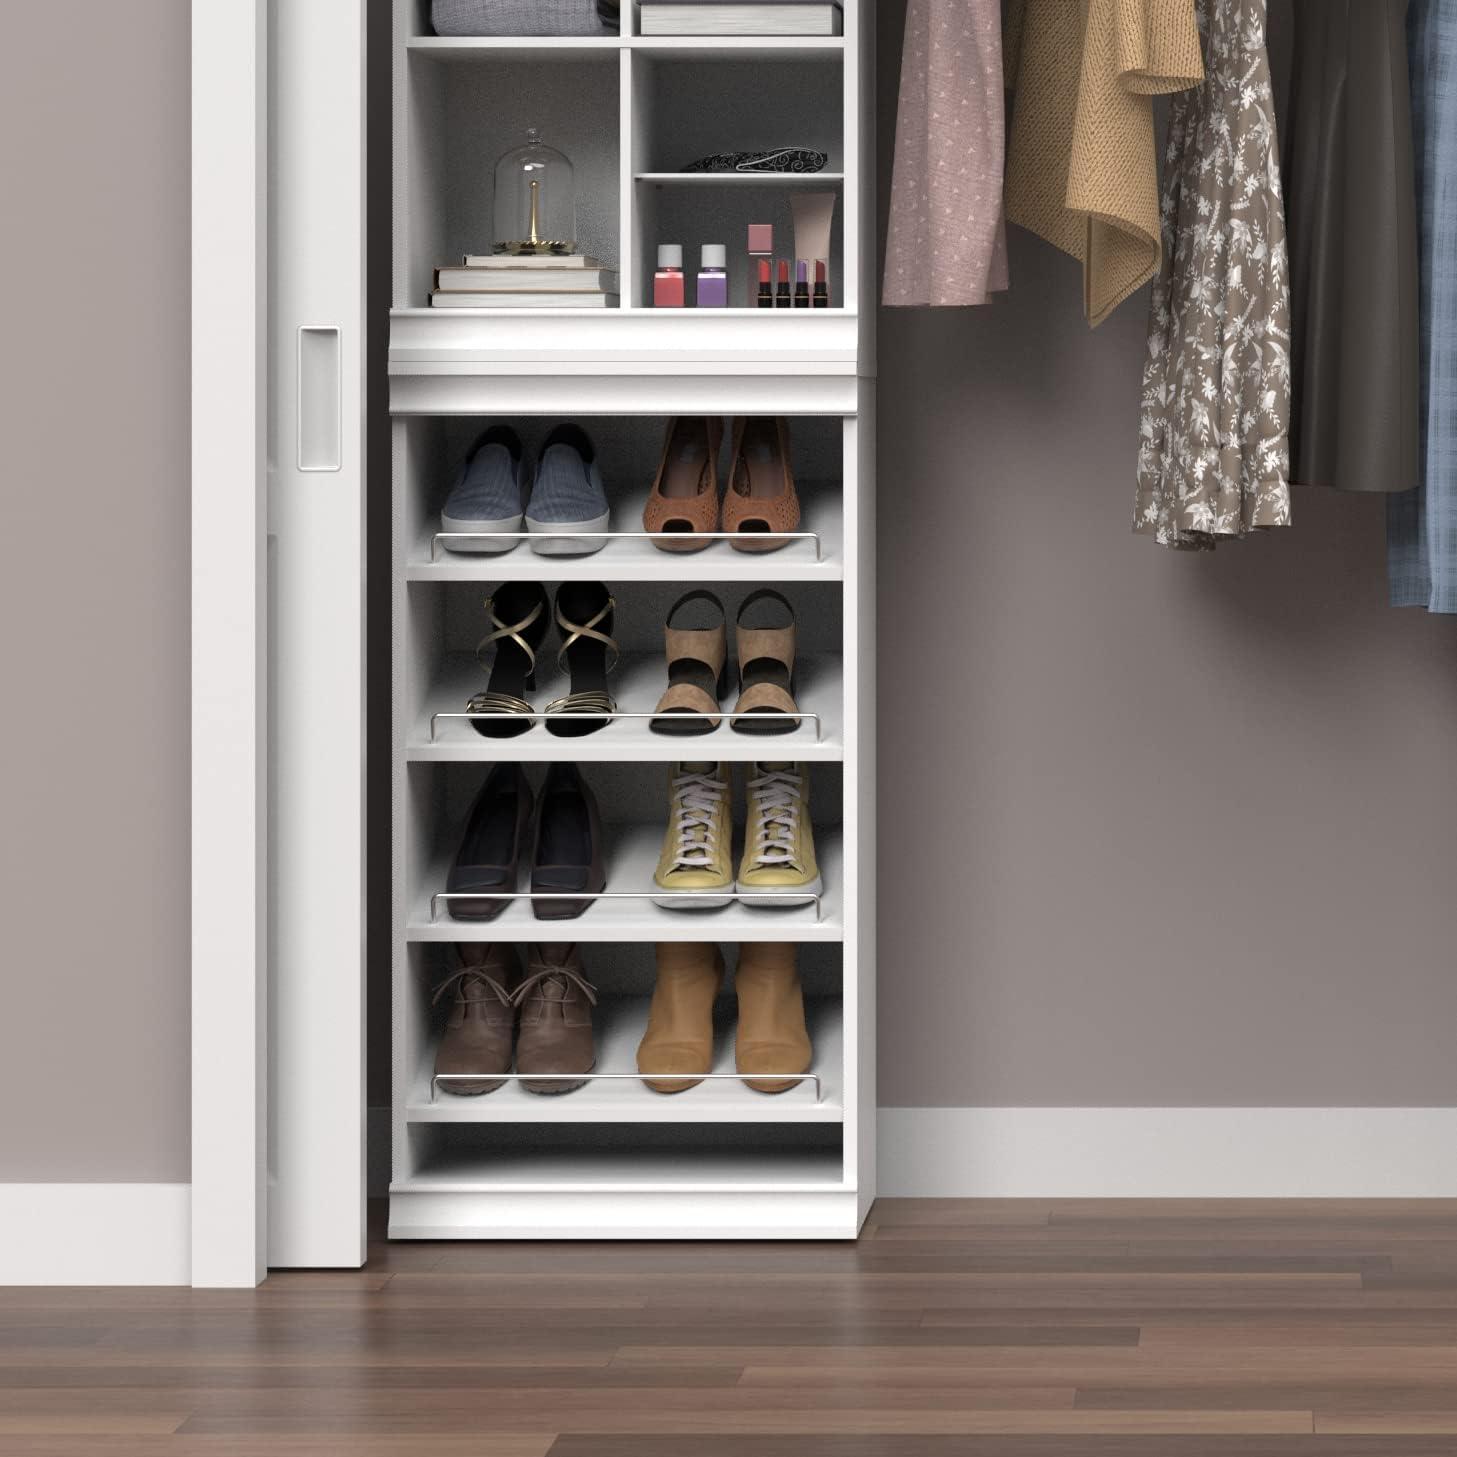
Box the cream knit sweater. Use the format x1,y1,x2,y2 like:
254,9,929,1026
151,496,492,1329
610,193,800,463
1005,0,1204,326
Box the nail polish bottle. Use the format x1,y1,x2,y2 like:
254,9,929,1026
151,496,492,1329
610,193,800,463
756,257,774,308
812,258,830,308
793,259,811,308
696,243,728,307
746,223,773,306
774,259,792,309
654,244,684,307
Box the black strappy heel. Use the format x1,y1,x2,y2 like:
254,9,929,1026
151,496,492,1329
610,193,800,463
466,581,550,739
545,581,619,738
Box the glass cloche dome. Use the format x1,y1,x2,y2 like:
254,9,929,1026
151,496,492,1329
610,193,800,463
493,128,576,256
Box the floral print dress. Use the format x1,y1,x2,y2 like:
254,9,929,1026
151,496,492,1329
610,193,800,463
1134,0,1293,550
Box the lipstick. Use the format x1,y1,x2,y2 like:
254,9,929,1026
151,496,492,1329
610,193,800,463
793,259,811,308
774,259,792,308
812,258,829,308
756,257,774,308
746,223,773,307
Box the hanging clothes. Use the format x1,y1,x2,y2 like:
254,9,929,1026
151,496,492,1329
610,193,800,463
1003,0,1203,327
1266,0,1420,495
883,0,1007,307
1388,0,1457,612
1134,0,1292,549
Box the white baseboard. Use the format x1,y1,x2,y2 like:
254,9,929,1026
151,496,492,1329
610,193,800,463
0,1184,191,1285
878,1108,1457,1198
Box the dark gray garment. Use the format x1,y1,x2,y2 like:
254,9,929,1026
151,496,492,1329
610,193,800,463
431,0,616,35
1267,0,1420,493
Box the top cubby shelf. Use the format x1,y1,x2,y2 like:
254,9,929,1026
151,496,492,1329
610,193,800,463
407,36,846,58
391,0,866,386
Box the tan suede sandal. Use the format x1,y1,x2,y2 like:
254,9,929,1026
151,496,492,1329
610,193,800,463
642,417,723,552
723,416,800,552
732,588,801,735
651,590,728,736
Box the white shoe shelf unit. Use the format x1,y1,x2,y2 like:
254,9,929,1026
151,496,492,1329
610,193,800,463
388,0,874,1239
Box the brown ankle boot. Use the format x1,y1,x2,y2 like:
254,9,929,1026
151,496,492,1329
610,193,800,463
514,944,597,1095
432,945,521,1096
734,941,811,1093
637,943,724,1092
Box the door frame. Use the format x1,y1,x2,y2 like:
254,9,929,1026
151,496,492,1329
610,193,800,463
191,0,269,1287
190,0,369,1287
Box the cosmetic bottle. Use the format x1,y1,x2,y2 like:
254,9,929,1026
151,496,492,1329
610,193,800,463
793,259,810,308
812,258,830,308
756,258,774,308
696,244,728,307
774,259,792,309
653,244,684,307
746,224,773,306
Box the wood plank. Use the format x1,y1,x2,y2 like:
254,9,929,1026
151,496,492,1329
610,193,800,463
176,1409,1316,1437
1315,1413,1457,1435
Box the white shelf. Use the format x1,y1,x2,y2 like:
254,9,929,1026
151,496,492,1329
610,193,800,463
406,36,623,60
407,487,843,581
388,307,860,376
409,651,843,761
635,172,845,186
629,36,845,56
409,996,843,1123
406,36,845,59
408,821,845,942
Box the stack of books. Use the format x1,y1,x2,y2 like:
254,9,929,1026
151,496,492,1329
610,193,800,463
638,0,841,35
430,255,619,309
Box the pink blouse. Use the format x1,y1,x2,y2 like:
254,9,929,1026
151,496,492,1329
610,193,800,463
883,0,1008,307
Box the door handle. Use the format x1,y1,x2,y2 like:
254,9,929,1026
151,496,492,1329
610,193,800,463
296,325,341,472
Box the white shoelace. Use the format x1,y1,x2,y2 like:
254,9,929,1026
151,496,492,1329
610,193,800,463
747,766,805,871
669,769,727,870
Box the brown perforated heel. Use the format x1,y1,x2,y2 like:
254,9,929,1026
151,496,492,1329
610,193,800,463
642,417,723,552
723,416,800,552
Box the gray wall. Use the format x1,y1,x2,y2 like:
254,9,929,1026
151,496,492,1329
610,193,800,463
0,0,191,1181
5,2,1455,1191
874,0,1457,1108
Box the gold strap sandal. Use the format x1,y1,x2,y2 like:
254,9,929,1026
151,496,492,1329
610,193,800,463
465,581,549,739
544,581,619,738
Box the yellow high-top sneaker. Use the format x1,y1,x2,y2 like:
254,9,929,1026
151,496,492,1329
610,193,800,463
653,762,733,909
736,762,820,907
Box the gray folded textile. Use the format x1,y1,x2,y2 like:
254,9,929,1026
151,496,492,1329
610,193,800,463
431,0,616,36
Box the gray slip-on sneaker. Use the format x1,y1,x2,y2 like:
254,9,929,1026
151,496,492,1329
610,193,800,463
440,425,527,553
526,424,610,556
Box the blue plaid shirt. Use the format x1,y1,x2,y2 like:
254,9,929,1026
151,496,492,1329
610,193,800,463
1388,0,1457,612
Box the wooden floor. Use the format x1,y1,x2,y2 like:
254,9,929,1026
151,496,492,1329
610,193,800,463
5,1200,1457,1454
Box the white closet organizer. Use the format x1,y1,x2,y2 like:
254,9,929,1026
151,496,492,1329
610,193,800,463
388,0,874,1238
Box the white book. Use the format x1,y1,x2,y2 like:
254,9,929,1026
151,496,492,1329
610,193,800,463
430,290,620,309
460,253,608,269
639,3,841,35
436,266,617,292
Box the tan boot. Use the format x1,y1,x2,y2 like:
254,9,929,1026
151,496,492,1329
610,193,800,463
734,942,811,1093
637,943,724,1092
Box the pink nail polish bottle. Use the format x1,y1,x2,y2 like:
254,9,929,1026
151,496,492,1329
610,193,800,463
653,244,684,307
